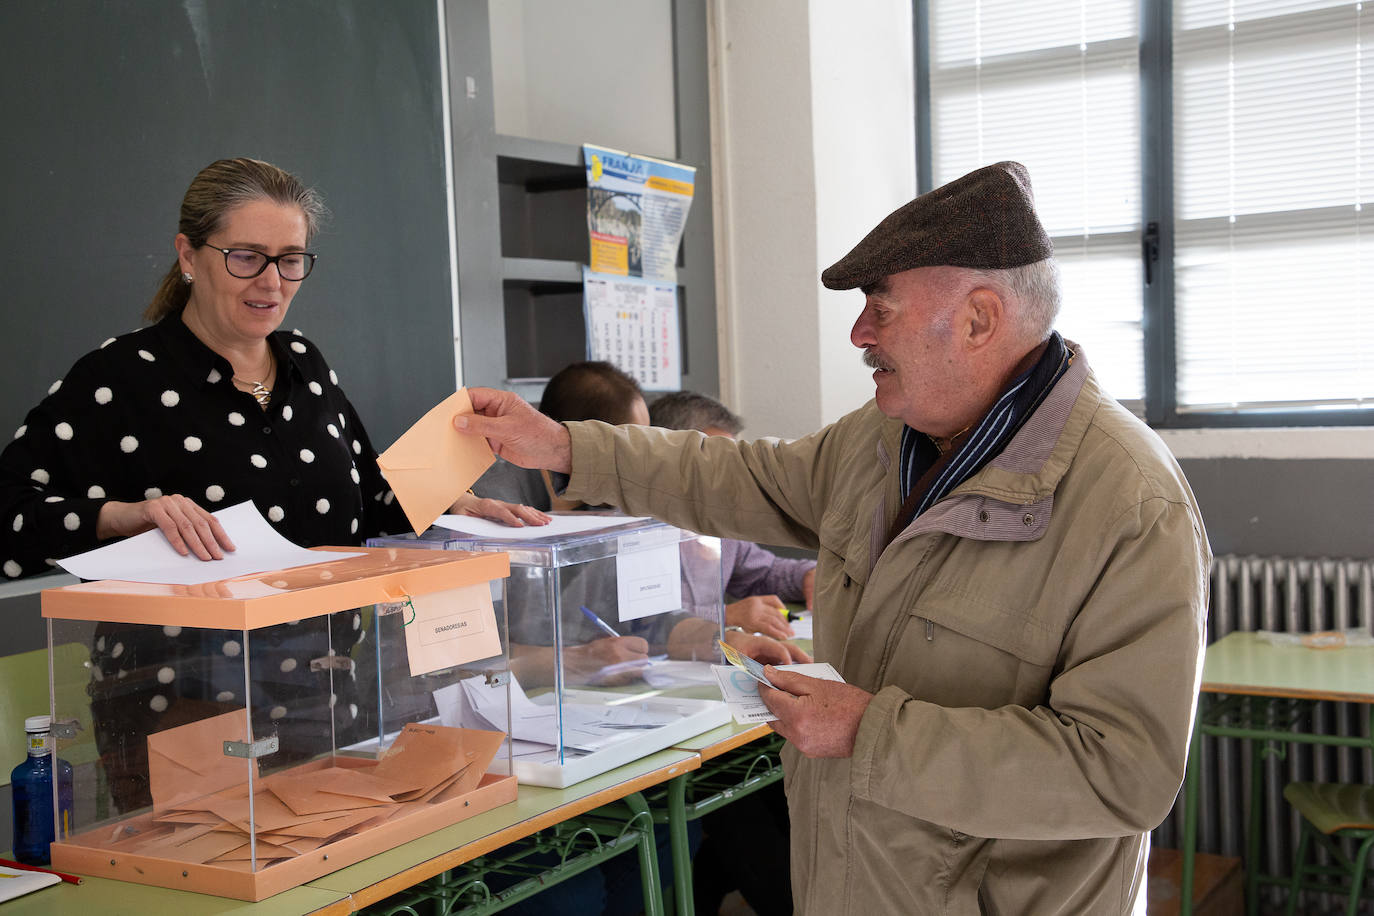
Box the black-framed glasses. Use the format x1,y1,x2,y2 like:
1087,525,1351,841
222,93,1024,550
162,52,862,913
207,245,318,281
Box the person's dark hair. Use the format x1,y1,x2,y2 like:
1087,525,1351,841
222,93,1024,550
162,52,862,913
145,158,329,322
539,361,644,425
648,390,743,435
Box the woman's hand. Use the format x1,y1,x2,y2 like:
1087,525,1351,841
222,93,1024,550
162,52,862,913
96,496,236,561
449,491,550,527
567,635,651,686
724,629,812,666
726,595,794,640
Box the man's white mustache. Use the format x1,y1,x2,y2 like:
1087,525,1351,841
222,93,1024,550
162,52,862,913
863,349,893,372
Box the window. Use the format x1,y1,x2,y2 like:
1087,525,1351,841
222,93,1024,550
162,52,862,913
918,0,1374,425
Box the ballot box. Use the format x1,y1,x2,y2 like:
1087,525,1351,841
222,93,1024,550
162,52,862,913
370,517,730,787
40,546,516,901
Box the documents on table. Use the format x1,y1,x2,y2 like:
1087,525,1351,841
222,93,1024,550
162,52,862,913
56,501,362,585
712,662,845,724
434,672,689,762
377,387,496,535
0,865,62,902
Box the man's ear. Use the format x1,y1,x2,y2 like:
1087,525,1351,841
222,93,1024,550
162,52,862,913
963,287,1003,350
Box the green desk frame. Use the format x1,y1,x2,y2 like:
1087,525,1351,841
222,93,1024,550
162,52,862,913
1181,632,1374,916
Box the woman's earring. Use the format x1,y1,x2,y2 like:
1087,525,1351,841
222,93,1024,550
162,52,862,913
182,273,194,285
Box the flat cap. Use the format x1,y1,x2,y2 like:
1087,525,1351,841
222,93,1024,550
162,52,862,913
821,161,1053,290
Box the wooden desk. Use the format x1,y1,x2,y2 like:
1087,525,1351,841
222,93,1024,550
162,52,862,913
1181,632,1374,916
11,748,699,916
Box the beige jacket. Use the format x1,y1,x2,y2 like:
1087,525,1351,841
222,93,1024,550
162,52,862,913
564,349,1210,915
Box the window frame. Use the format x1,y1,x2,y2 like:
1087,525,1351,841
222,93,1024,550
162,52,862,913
913,0,1374,428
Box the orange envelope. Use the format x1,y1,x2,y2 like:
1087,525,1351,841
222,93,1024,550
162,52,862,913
147,710,257,811
376,388,495,535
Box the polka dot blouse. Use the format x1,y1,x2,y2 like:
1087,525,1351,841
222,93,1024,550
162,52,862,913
0,313,411,577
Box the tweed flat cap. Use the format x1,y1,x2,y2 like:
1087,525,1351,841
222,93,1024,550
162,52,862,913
821,161,1053,290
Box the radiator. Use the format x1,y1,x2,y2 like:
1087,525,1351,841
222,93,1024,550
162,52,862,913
1152,555,1374,909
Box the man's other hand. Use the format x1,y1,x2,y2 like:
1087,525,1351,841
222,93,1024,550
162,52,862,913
761,665,873,758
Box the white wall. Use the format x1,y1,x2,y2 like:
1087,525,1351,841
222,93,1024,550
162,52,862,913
709,0,915,438
488,0,677,158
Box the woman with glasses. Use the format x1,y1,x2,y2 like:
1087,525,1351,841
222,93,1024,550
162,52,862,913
0,157,544,809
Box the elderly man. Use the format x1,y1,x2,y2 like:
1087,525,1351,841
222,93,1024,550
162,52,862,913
457,162,1210,915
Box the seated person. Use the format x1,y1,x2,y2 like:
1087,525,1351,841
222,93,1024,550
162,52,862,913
649,391,817,641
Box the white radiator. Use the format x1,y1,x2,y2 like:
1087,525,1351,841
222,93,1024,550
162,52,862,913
1152,555,1374,910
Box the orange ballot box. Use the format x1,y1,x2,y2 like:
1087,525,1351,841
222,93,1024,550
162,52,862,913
40,546,517,902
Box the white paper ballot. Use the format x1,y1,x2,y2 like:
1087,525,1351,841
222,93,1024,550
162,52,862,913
56,501,363,585
712,662,845,724
432,513,651,540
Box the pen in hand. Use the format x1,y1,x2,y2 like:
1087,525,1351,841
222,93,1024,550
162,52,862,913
580,605,622,639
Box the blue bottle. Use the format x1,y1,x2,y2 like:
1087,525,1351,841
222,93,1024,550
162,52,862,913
10,715,74,866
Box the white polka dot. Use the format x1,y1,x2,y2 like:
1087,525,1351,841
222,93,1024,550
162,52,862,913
48,379,62,395
91,668,103,682
228,411,245,426
149,695,168,713
329,693,338,708
280,658,298,673
290,341,307,354
144,487,162,500
184,436,202,452
350,518,359,535
205,485,225,502
207,368,222,384
338,412,347,429
352,613,361,631
30,469,49,485
215,690,235,702
121,436,138,453
330,370,339,386
10,515,20,533
138,350,155,362
13,425,25,439
267,506,284,523
308,381,323,396
315,498,330,514
350,467,360,484
161,390,180,407
349,703,357,719
352,439,361,455
383,491,395,505
250,454,267,469
163,625,181,637
3,561,20,578
63,513,80,531
87,485,105,499
100,337,115,349
54,422,73,440
222,640,241,657
43,558,55,567
116,669,126,679
291,328,303,336
156,666,175,684
111,642,124,659
94,387,112,405
95,636,105,652
269,705,287,720
44,495,63,503
299,449,315,463
326,424,339,438
282,406,293,421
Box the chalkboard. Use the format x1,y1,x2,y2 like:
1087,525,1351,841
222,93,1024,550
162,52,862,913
0,0,455,449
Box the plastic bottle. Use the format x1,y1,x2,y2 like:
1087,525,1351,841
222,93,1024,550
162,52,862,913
10,715,74,866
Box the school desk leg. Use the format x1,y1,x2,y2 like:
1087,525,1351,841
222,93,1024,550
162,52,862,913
1180,712,1202,916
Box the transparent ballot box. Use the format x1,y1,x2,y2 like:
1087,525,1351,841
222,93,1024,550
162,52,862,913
370,517,730,787
40,546,515,901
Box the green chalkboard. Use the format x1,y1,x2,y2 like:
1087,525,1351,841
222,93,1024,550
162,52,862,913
0,0,455,449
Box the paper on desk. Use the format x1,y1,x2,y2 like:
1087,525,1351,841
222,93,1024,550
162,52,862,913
401,582,503,676
712,662,844,724
57,501,363,585
377,388,496,535
788,611,814,640
433,513,652,540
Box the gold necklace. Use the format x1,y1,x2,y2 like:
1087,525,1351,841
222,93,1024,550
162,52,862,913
928,422,973,456
233,376,272,407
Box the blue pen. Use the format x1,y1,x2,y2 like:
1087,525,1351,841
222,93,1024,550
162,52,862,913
580,605,622,638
